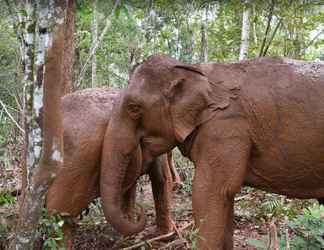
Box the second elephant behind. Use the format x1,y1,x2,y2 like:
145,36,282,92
46,87,175,248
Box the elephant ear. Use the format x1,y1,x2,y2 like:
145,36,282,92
165,64,233,142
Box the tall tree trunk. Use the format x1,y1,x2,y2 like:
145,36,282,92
9,1,66,249
239,0,250,60
91,0,98,87
62,0,75,95
259,0,275,57
200,4,208,63
10,0,74,211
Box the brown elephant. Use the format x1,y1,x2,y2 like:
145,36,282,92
46,87,174,248
100,54,324,250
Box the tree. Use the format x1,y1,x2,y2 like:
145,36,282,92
91,0,98,87
76,0,120,87
62,0,75,95
200,3,208,63
6,1,66,248
239,0,250,60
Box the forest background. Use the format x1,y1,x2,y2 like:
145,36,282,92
0,0,323,249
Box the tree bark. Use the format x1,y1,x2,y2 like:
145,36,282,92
10,1,65,249
239,0,250,60
62,0,75,95
91,0,98,88
200,4,208,63
259,0,275,57
262,18,282,56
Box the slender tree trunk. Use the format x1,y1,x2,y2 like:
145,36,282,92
62,0,75,95
9,1,65,249
200,4,208,63
128,42,140,73
91,0,98,87
259,0,275,57
76,0,120,87
262,18,282,56
239,0,250,60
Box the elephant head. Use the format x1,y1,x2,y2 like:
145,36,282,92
100,54,234,235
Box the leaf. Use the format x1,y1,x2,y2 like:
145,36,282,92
57,220,64,227
246,238,268,250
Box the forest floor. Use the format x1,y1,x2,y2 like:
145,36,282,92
71,178,313,250
0,144,315,250
72,181,265,250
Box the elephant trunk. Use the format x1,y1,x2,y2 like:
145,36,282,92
100,115,145,236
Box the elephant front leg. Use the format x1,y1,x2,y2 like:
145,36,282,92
149,154,173,234
192,137,251,250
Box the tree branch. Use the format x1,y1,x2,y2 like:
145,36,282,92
302,29,323,54
0,98,24,134
120,222,194,250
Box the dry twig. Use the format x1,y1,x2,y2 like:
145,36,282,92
0,99,24,134
120,221,194,250
171,219,189,249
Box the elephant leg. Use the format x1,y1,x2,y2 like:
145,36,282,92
46,162,100,249
192,138,251,250
224,199,234,250
149,154,173,234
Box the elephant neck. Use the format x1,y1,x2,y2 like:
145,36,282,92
177,127,200,160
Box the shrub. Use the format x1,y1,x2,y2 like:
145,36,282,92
248,203,324,250
36,209,69,250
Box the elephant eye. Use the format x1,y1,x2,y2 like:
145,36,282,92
127,102,142,120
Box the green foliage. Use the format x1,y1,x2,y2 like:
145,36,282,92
260,195,299,220
36,209,68,250
0,4,23,148
74,0,323,89
248,204,324,250
247,237,269,250
172,148,194,195
0,191,15,206
187,226,200,250
287,204,324,249
235,188,314,223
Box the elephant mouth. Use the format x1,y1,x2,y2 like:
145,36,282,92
141,136,171,156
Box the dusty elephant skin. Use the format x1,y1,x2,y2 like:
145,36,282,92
102,54,324,250
45,87,173,249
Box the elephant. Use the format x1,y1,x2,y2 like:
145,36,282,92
45,87,175,249
99,54,324,250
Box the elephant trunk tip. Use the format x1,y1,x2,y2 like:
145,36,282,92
104,204,146,236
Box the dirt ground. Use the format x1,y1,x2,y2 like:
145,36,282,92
72,181,266,250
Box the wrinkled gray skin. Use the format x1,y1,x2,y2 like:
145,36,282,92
100,55,324,250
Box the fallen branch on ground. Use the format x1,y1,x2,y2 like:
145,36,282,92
120,221,194,250
171,219,189,248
